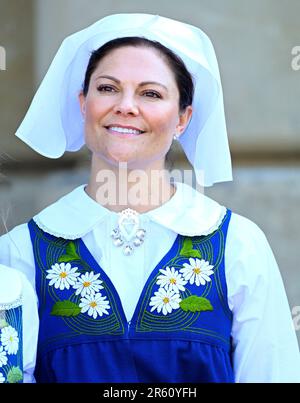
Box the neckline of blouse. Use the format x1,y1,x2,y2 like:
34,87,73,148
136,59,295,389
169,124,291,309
33,182,227,240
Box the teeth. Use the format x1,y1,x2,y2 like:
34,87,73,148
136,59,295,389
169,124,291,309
109,126,142,135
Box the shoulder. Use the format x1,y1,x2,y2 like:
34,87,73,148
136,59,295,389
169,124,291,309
225,211,281,293
0,223,36,287
0,222,32,254
0,223,32,255
227,211,269,248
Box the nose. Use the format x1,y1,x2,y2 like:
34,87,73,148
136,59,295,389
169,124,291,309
113,92,139,116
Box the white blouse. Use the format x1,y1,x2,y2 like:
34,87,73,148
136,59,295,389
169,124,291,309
0,182,299,383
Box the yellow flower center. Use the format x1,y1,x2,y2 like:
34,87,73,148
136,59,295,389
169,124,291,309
9,336,13,342
163,297,170,304
170,278,177,284
89,301,97,308
60,272,67,278
83,281,91,288
193,267,201,274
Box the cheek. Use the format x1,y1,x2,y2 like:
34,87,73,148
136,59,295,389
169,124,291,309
149,110,178,140
85,100,103,120
84,94,113,122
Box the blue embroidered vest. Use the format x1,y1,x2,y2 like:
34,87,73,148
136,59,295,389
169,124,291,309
28,209,234,383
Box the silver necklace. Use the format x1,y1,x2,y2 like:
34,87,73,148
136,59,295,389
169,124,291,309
111,208,146,256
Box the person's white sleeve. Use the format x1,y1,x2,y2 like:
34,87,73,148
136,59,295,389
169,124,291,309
0,224,36,288
226,213,300,382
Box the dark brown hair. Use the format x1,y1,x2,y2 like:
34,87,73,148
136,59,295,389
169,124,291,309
82,37,194,112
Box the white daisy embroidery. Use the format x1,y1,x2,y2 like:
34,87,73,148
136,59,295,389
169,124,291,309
1,326,19,355
0,372,5,383
180,258,214,286
156,266,187,293
46,263,80,290
73,271,104,297
79,293,110,319
149,287,181,316
0,346,8,367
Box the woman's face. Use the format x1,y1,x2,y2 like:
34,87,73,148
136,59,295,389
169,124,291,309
79,46,192,170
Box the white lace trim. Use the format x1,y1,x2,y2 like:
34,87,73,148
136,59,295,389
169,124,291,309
178,206,228,236
0,295,22,311
33,216,96,240
204,205,228,235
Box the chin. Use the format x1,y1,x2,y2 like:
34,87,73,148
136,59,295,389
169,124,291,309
98,151,137,167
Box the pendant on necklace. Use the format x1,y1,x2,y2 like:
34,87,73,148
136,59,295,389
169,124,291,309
111,208,146,256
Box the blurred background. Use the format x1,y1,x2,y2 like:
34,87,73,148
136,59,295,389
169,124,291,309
0,0,299,345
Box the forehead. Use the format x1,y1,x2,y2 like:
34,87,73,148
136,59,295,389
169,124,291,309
92,46,177,84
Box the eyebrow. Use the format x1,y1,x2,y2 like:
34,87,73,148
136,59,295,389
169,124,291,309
95,75,169,91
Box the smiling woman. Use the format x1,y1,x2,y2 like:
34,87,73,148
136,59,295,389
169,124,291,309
0,13,299,383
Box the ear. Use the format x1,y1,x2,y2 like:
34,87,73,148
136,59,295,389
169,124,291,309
176,105,193,137
78,91,86,117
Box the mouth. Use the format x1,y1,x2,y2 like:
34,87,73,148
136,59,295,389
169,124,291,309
104,125,145,137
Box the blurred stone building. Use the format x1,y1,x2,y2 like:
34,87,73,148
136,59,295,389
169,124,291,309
0,0,300,345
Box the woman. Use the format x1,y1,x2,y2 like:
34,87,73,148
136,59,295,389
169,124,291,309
0,264,38,383
0,13,299,383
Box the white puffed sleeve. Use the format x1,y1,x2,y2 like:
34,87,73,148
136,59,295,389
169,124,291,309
226,213,300,382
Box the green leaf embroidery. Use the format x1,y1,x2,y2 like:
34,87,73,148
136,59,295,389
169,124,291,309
7,366,23,383
180,295,213,313
58,255,77,263
58,241,80,263
180,238,202,258
51,300,81,317
66,241,77,256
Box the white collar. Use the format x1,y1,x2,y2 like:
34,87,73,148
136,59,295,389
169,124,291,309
33,182,226,240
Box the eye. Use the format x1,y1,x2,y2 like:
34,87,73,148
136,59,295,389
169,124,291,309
142,91,162,99
97,85,116,92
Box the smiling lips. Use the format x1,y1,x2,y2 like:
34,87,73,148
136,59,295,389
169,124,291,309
105,125,145,136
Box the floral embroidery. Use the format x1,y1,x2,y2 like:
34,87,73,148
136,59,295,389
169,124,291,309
47,258,112,319
73,271,103,297
156,266,187,293
46,262,80,290
180,258,214,286
45,241,112,320
79,293,110,318
149,257,215,316
1,326,19,355
149,287,182,315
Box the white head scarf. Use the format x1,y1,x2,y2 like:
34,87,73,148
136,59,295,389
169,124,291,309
15,13,232,187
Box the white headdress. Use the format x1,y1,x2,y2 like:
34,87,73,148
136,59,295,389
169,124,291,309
15,13,232,187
